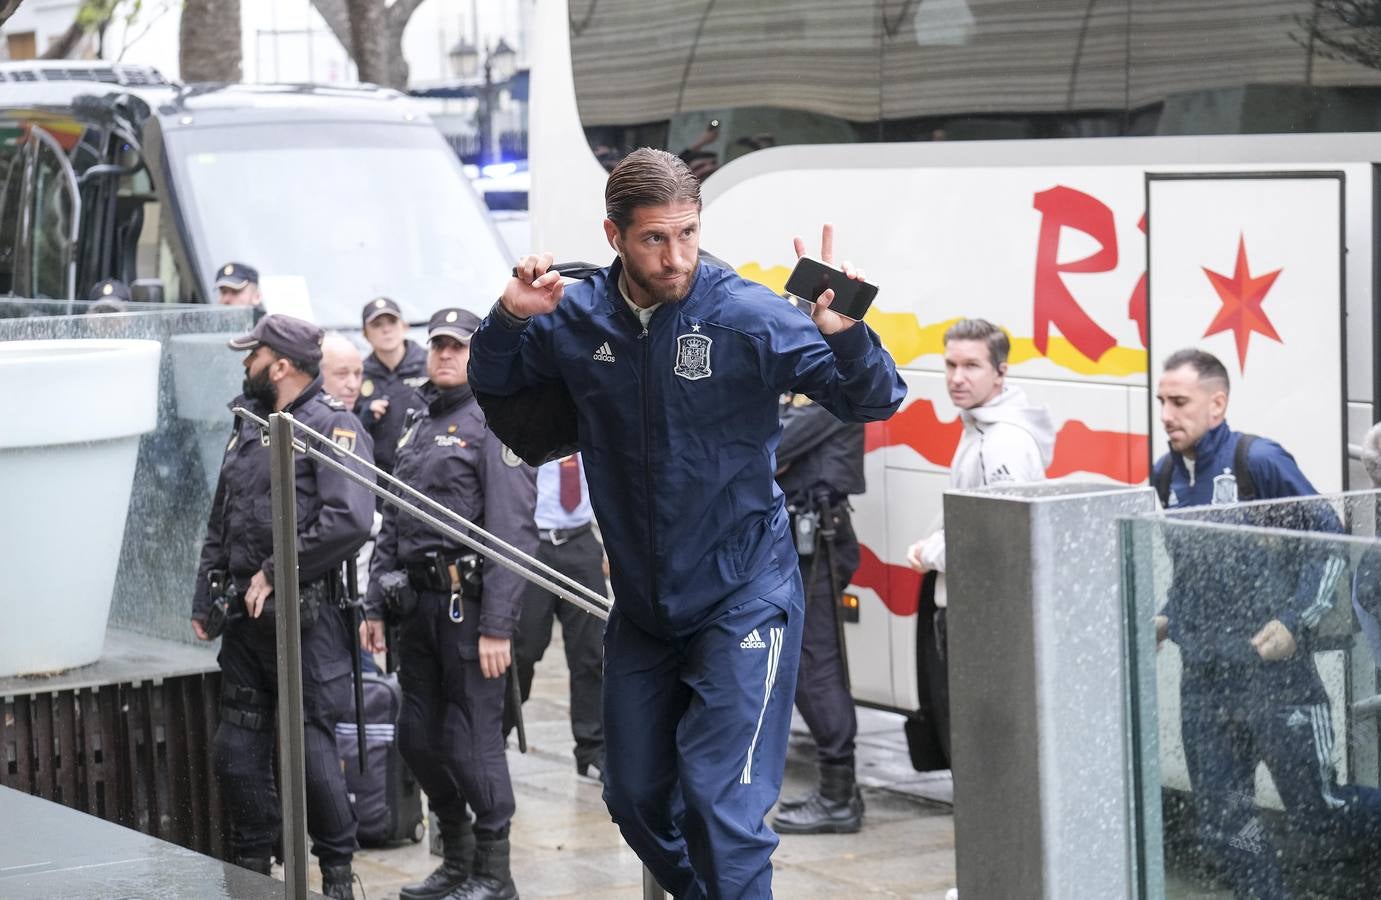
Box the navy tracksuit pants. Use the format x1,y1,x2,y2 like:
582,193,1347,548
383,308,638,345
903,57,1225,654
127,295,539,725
1181,673,1381,899
602,574,805,900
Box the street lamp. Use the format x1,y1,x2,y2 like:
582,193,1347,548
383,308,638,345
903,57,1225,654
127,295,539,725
447,38,478,81
489,38,516,83
452,39,516,167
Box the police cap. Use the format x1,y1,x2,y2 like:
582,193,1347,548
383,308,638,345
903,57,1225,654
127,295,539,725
215,262,259,289
227,314,324,363
87,278,131,302
362,296,403,326
427,307,481,344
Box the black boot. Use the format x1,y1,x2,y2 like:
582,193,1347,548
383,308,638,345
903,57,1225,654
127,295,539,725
233,856,272,876
771,761,863,834
321,862,356,900
402,816,476,900
444,835,517,900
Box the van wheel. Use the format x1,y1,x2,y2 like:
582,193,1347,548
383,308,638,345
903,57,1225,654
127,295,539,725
412,821,425,843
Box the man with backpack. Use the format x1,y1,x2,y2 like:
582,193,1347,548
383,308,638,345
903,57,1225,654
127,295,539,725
1150,348,1380,899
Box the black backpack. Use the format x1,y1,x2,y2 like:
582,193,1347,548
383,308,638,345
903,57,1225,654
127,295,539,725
1154,433,1257,507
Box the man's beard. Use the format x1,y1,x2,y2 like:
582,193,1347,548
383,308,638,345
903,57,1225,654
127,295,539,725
624,253,697,305
243,366,277,408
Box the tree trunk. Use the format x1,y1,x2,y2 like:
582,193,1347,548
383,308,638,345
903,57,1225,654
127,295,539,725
313,0,426,90
0,0,24,31
345,0,389,86
40,20,87,59
179,0,242,82
384,0,428,89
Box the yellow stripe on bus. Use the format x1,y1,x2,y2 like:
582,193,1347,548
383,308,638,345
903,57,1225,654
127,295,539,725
738,262,1147,377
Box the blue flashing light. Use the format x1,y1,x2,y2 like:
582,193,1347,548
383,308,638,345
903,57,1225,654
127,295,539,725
482,161,518,179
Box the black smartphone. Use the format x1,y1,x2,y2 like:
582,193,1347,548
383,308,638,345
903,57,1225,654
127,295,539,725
784,256,879,321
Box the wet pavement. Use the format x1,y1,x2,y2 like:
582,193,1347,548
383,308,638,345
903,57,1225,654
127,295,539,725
345,623,958,899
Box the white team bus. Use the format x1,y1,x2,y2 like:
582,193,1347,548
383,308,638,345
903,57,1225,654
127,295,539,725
527,0,1381,774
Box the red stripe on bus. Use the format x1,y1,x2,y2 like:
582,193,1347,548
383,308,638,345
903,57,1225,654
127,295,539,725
853,544,923,617
864,403,1148,483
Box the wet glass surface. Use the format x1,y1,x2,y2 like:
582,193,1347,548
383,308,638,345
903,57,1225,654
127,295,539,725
1124,492,1381,898
0,785,297,899
0,299,253,644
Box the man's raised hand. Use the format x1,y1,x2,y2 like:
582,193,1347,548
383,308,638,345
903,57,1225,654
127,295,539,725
500,252,565,319
792,223,862,336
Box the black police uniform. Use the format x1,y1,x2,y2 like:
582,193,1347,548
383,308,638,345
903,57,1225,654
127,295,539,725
192,319,375,891
357,343,427,473
771,392,866,834
358,298,429,477
366,317,536,900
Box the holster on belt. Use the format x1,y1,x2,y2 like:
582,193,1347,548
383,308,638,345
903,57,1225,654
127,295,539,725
406,551,483,601
261,571,338,629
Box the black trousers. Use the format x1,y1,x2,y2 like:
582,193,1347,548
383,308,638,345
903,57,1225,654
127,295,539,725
214,612,358,865
514,528,607,768
396,590,513,834
793,506,860,765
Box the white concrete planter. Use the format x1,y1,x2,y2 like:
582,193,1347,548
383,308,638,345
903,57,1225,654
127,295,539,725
0,339,161,677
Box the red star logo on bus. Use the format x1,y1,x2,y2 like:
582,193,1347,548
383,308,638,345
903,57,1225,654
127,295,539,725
1201,234,1282,371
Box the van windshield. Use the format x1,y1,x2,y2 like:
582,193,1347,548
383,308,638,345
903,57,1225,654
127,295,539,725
165,121,512,328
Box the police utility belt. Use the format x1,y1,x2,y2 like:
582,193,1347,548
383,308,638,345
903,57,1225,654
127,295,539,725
203,569,341,639
378,551,483,624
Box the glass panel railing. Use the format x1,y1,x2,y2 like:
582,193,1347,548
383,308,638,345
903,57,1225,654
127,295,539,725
1123,491,1381,899
0,299,253,647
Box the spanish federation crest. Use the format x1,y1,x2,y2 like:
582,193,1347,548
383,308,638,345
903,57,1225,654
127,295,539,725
673,333,713,381
1211,468,1238,505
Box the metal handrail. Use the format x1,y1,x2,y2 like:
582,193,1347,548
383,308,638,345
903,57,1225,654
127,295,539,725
232,406,612,621
250,407,658,899
269,414,310,898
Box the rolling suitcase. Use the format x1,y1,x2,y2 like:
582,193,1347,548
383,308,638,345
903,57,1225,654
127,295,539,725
336,671,425,845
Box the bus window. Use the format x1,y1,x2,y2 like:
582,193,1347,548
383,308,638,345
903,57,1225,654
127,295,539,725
0,151,24,295
568,0,1381,172
30,135,77,300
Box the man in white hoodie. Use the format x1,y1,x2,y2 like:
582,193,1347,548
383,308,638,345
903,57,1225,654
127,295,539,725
904,318,1055,775
907,318,1055,577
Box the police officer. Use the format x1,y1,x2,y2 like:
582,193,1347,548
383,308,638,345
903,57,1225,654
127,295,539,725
363,308,536,900
770,391,866,834
216,261,264,321
191,314,376,899
358,297,428,477
88,278,131,303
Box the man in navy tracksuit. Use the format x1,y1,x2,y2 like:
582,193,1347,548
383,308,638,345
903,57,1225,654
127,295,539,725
1152,348,1379,899
468,148,905,899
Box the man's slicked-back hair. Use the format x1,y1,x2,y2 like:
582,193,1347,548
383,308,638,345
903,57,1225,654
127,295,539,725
943,318,1010,369
605,148,703,232
1163,347,1230,394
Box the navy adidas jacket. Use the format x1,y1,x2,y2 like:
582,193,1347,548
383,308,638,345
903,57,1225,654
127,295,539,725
469,257,905,639
1155,421,1343,699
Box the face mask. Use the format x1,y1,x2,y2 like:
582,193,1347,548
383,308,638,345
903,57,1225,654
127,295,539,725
243,363,277,408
